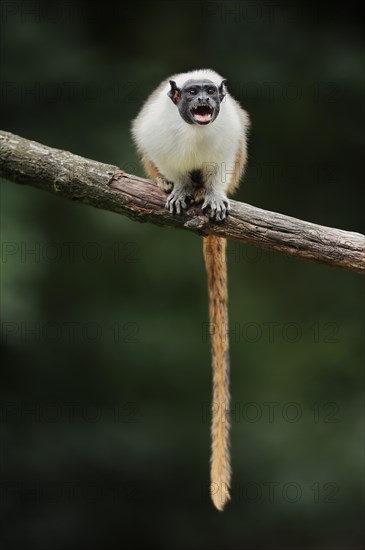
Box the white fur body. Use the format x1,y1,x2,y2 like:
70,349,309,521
131,69,248,192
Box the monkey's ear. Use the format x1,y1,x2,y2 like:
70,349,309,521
219,79,228,102
167,80,181,105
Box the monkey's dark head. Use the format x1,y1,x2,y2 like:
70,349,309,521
168,78,227,125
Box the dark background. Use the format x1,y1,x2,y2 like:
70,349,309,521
0,1,364,549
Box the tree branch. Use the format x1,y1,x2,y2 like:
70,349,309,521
0,130,364,274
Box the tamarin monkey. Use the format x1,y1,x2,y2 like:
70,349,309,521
131,69,249,510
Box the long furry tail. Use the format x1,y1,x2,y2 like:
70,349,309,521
203,234,231,511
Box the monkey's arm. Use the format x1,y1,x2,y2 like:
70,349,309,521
226,138,248,197
227,107,250,197
142,154,173,193
142,153,193,214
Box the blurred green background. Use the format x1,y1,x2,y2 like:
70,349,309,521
0,1,364,549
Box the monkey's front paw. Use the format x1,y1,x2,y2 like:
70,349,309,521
202,193,230,221
166,190,191,215
156,177,174,194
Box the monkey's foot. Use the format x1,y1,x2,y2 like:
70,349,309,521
156,177,174,194
202,192,230,221
166,189,191,215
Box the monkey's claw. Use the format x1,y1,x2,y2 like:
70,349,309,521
166,190,191,215
202,194,230,221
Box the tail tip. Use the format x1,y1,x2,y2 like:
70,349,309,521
211,482,230,511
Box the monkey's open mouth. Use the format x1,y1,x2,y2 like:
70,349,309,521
191,106,214,124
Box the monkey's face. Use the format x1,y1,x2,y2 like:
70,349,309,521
168,78,227,125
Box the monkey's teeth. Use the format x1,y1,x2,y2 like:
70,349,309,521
191,106,213,124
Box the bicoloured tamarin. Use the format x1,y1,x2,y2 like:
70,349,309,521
131,69,249,510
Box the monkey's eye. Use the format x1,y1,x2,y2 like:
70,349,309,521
189,89,197,95
207,88,216,95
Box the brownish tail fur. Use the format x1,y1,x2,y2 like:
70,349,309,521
203,234,230,511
